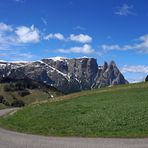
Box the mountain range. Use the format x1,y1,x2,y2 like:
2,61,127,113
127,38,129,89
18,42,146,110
0,57,128,93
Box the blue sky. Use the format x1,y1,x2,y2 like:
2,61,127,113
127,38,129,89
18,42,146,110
0,0,148,82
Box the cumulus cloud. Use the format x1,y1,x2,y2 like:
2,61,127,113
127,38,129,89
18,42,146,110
0,22,94,60
0,22,42,61
0,22,41,62
0,23,40,51
44,33,65,40
0,23,13,32
44,33,92,43
57,44,94,54
0,23,18,51
15,25,40,43
100,34,148,54
121,65,148,74
115,4,135,16
69,34,92,43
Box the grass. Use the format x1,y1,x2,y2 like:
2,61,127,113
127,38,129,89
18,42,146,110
0,82,148,137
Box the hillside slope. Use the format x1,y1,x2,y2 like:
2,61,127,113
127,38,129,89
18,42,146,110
0,80,62,109
0,82,148,137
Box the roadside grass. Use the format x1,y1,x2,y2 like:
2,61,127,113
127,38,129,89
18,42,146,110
0,82,148,137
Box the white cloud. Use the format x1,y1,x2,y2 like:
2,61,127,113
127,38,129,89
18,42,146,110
0,23,41,51
115,4,135,16
120,65,148,83
15,0,25,3
100,34,148,54
0,52,34,61
69,34,92,43
0,22,39,61
73,26,86,30
44,33,65,40
0,23,13,32
15,25,40,43
14,53,34,60
44,33,92,43
0,34,18,50
0,23,18,50
121,65,148,74
126,76,145,83
41,17,47,25
58,44,94,54
101,44,121,51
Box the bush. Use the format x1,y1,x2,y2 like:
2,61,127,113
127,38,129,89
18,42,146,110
0,96,10,106
2,99,6,104
11,100,25,107
3,84,11,91
3,83,17,91
15,81,25,90
3,80,40,92
0,95,4,103
4,101,10,106
18,89,30,97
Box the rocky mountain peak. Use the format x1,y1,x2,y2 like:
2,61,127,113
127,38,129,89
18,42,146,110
109,60,116,66
102,61,108,71
0,58,128,93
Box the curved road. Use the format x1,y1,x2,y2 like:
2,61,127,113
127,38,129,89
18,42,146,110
0,108,148,148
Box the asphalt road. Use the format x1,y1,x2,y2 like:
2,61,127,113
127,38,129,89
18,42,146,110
0,108,148,148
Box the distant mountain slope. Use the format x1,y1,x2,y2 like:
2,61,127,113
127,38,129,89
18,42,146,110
0,57,128,93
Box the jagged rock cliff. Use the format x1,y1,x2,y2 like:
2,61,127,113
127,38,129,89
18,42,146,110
0,57,128,93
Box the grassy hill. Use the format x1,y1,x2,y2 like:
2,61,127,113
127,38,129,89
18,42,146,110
0,82,148,137
0,80,62,109
0,103,7,109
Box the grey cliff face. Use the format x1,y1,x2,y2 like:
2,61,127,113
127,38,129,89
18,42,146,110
0,58,128,93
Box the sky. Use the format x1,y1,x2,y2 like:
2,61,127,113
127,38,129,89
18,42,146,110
0,0,148,82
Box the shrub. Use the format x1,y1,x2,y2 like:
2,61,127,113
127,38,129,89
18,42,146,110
11,100,25,107
15,81,25,90
2,99,6,104
4,101,10,106
3,80,40,92
0,96,10,106
18,89,30,97
3,84,11,91
4,83,25,92
0,95,4,103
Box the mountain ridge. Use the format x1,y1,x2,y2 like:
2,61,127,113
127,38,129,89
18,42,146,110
0,57,128,93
